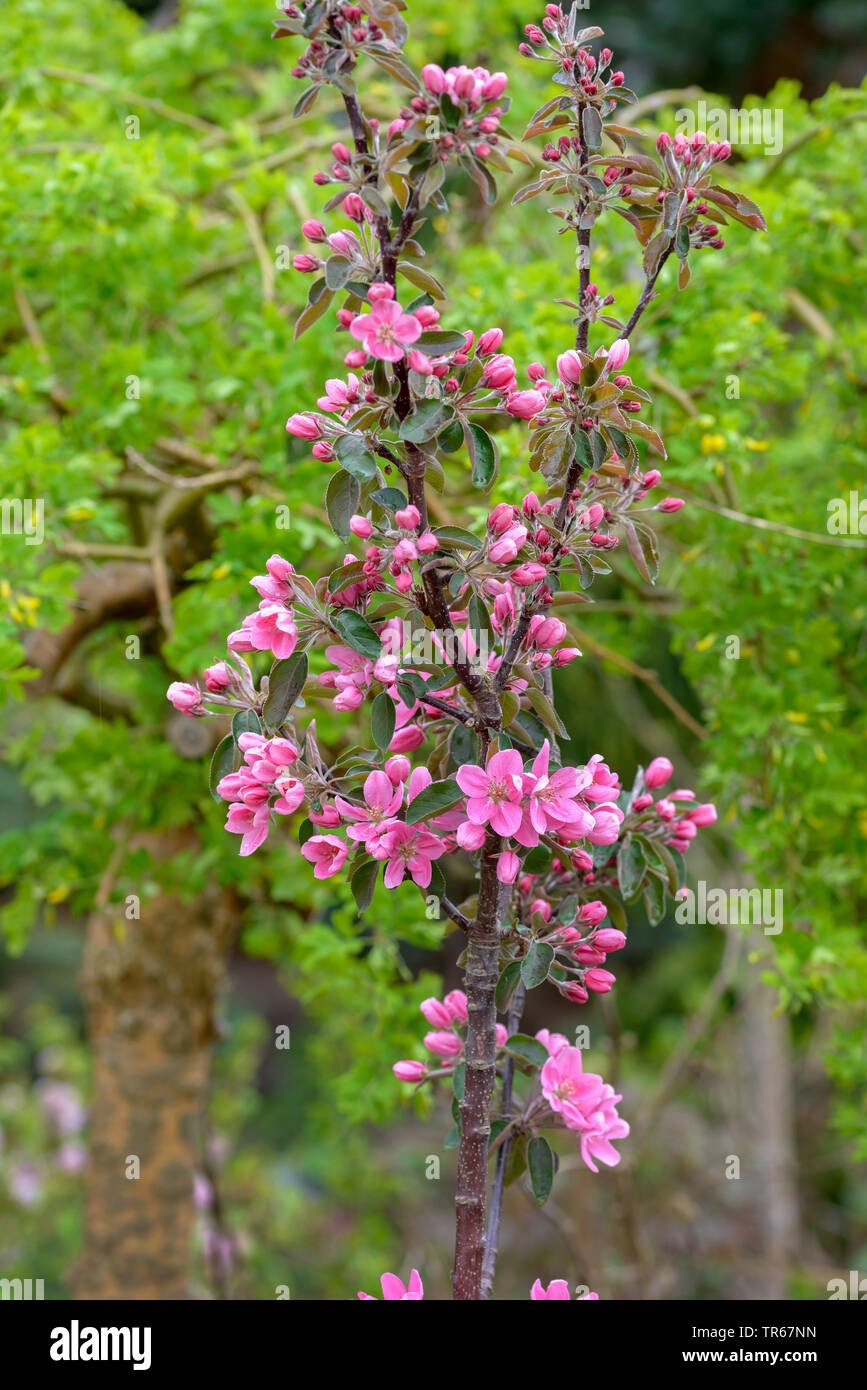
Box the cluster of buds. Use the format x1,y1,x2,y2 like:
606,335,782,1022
279,3,387,81
384,64,508,167
393,989,509,1081
520,8,624,95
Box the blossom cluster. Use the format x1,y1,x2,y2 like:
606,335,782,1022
357,1269,598,1300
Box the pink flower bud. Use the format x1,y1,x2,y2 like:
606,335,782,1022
408,350,434,375
564,982,589,1004
420,997,452,1029
286,413,321,439
593,928,626,952
393,1060,428,1082
367,281,395,303
656,132,672,152
657,497,685,513
167,681,202,713
302,219,327,241
642,469,662,487
444,990,468,1023
422,62,447,94
645,756,673,788
656,798,676,821
477,328,504,356
507,389,546,419
530,898,552,921
584,968,616,994
687,802,717,827
395,505,421,529
342,193,368,222
497,851,520,884
556,350,583,385
553,647,581,666
606,338,630,371
417,532,439,553
632,793,653,811
579,901,608,926
384,755,411,784
424,1030,463,1059
293,253,320,273
349,514,372,539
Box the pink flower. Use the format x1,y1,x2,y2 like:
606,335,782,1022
593,928,626,952
584,967,616,994
535,1028,570,1056
644,756,673,788
375,821,447,889
540,1045,606,1131
531,1278,571,1300
350,298,422,362
394,504,421,529
301,834,348,879
393,1061,428,1083
358,1269,424,1301
456,748,524,836
245,604,298,660
225,804,270,857
687,802,717,826
657,497,685,513
579,1083,630,1173
335,771,403,845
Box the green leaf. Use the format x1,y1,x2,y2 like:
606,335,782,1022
452,1061,466,1100
209,734,236,802
437,419,465,453
350,857,379,913
617,834,647,900
332,609,382,659
583,106,603,150
521,940,555,989
262,652,308,731
506,1033,549,1068
232,709,262,741
496,960,522,1011
326,469,361,539
398,398,455,443
371,690,396,751
643,872,666,925
371,486,407,511
527,1136,554,1205
334,432,377,481
405,777,463,825
464,421,498,490
415,329,468,354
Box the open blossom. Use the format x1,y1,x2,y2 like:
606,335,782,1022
335,771,402,845
358,1269,424,1301
301,834,348,880
457,749,524,836
234,604,298,660
225,804,270,857
350,288,422,362
373,821,447,889
541,1045,629,1173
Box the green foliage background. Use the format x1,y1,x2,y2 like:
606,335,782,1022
1,0,865,1298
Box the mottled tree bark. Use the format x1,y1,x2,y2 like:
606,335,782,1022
73,833,237,1300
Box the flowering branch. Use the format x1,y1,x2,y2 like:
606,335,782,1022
168,0,765,1301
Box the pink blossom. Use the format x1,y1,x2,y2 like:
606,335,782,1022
374,821,447,889
420,997,452,1029
444,990,468,1023
687,802,717,826
497,850,520,884
245,604,298,659
301,834,348,879
540,1044,606,1130
579,1082,630,1173
358,1269,424,1301
593,929,626,952
535,1028,570,1056
225,804,270,857
204,662,231,692
350,298,422,362
556,350,583,386
456,748,524,836
606,338,630,371
584,967,616,994
286,412,321,438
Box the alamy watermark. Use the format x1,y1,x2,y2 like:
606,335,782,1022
1,497,44,545
675,881,783,935
675,100,783,158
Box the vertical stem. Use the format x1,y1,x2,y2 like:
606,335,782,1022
576,108,591,352
453,829,503,1299
480,980,526,1298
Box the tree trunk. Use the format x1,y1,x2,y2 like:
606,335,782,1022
73,833,237,1300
